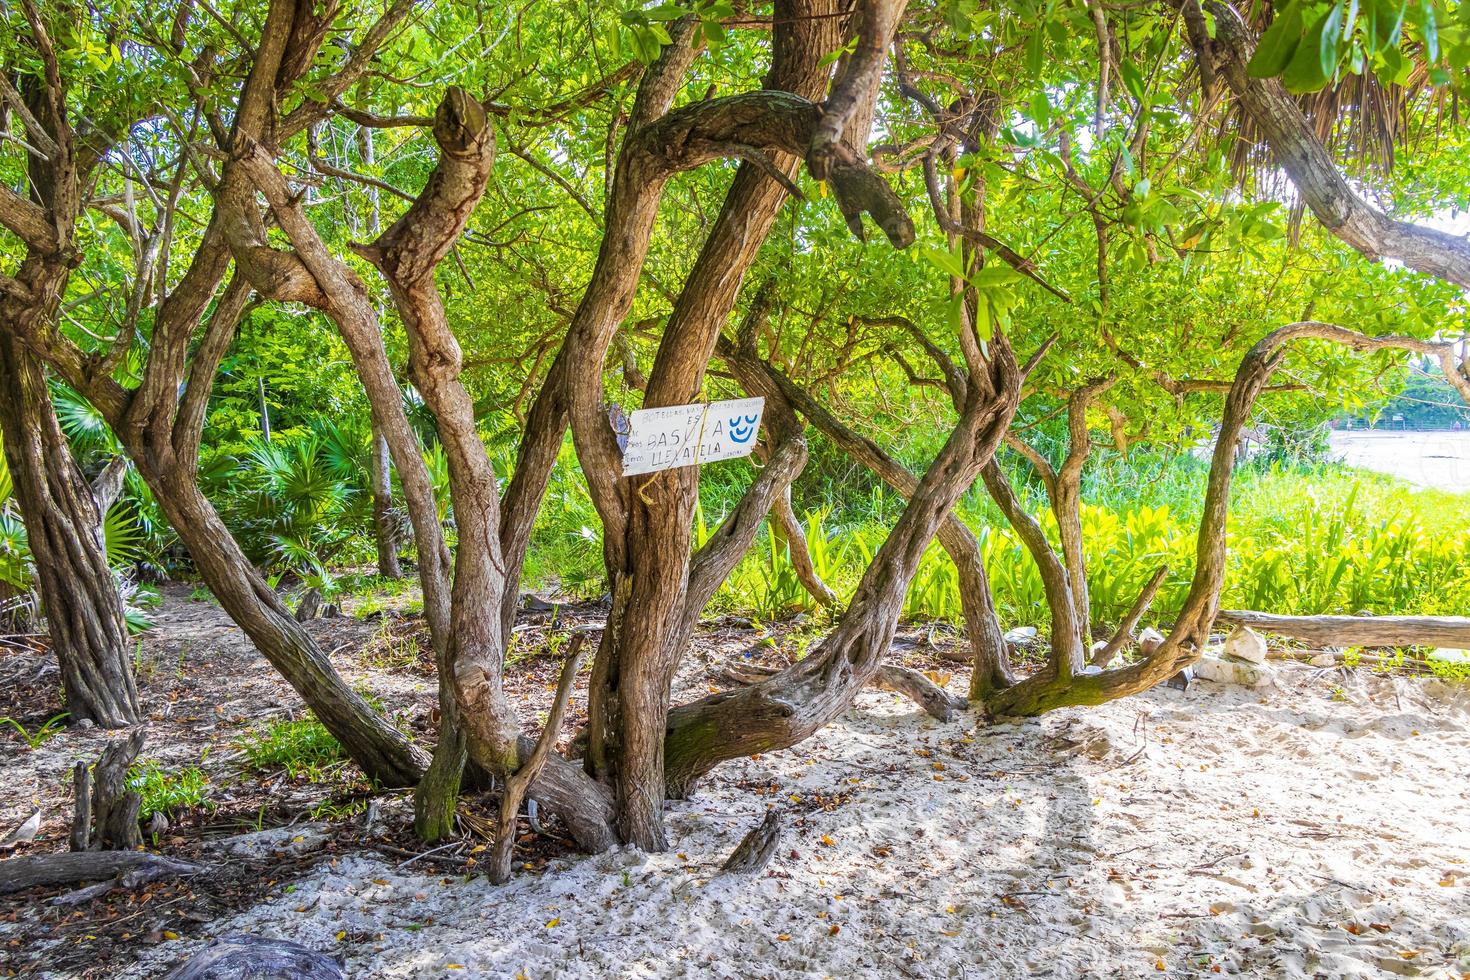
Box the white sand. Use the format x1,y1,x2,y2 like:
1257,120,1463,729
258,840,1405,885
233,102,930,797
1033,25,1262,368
1329,431,1470,493
123,665,1470,979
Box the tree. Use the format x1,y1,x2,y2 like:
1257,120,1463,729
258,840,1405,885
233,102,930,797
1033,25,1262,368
0,7,138,727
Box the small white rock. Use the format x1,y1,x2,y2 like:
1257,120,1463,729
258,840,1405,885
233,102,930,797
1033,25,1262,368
1223,625,1268,665
1309,652,1338,668
1003,626,1038,647
1194,654,1274,688
1428,647,1470,665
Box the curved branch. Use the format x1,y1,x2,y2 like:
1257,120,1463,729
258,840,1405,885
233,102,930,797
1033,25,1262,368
987,321,1469,715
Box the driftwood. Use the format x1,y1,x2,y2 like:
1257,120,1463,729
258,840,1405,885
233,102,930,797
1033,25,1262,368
721,809,783,875
0,851,202,895
1266,649,1436,672
161,934,345,980
1216,611,1470,649
713,660,963,721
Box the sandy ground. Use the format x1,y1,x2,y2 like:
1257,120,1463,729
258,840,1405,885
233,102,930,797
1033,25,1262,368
100,660,1469,979
1329,431,1470,492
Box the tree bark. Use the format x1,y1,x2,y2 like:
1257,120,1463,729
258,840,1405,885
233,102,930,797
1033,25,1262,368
367,422,401,579
727,337,1014,698
0,851,202,896
1199,0,1470,291
571,0,918,850
0,334,138,728
985,321,1468,715
769,485,839,609
133,454,427,784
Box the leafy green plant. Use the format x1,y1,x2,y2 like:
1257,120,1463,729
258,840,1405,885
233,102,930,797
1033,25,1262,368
239,716,345,779
128,759,214,820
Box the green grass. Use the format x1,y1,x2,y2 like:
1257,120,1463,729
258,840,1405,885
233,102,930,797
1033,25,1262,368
517,449,1470,632
238,716,345,779
128,759,213,820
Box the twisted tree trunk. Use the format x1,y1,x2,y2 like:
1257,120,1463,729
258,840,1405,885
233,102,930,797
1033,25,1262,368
985,321,1470,715
0,313,138,729
663,342,1023,795
582,1,852,850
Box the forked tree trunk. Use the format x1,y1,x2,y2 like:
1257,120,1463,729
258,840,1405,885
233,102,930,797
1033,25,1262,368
581,1,920,849
0,334,138,728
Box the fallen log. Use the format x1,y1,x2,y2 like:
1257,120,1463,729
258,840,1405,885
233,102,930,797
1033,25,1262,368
0,851,203,895
1216,611,1470,649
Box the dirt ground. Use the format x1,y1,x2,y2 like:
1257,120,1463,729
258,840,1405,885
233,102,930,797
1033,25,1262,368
2,587,1468,979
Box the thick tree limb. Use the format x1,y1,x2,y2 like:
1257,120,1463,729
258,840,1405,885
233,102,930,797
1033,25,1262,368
1200,0,1470,290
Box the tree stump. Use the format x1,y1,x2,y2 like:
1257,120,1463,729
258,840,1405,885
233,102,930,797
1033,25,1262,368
721,809,783,875
293,588,322,622
72,729,144,851
161,934,345,980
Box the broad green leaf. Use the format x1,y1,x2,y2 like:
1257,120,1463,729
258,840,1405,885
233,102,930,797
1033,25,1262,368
1281,6,1341,92
1247,0,1305,77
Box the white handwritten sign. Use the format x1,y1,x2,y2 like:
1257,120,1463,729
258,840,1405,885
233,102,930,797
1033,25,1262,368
619,397,764,476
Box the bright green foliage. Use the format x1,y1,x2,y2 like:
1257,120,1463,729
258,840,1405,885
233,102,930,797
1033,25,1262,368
128,759,214,821
239,717,346,780
0,713,70,750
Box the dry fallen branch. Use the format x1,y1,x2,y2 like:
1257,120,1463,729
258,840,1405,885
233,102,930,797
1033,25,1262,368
1215,611,1470,649
0,851,203,896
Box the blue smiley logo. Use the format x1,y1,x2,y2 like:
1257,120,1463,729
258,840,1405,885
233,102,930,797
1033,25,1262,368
728,414,758,444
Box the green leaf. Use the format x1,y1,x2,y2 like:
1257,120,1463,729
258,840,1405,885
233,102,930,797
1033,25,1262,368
922,245,967,280
1247,0,1305,77
973,297,994,342
1416,0,1439,62
1367,0,1407,53
1119,59,1147,102
1030,91,1051,128
818,38,857,68
1025,29,1044,78
945,293,965,338
1281,6,1341,92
